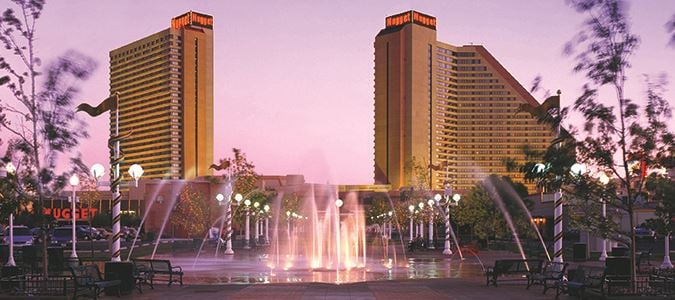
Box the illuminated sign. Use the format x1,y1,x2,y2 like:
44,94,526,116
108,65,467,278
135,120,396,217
43,208,99,220
385,11,436,30
171,11,213,29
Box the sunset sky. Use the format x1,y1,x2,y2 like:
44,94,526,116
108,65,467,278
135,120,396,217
1,0,673,184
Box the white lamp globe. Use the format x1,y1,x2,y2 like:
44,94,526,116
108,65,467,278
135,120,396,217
90,163,105,180
244,199,251,207
570,163,587,176
335,199,344,208
234,193,243,202
599,172,610,185
434,194,442,202
128,164,144,180
452,194,461,202
408,205,415,212
69,174,79,187
216,193,224,202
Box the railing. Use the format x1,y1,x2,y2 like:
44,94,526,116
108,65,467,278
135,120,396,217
0,273,70,296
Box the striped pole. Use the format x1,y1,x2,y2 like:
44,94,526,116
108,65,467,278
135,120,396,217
110,105,131,262
553,191,563,262
443,206,452,255
224,200,234,254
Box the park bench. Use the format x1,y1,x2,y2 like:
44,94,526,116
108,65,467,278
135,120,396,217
132,258,183,286
485,259,543,287
69,264,121,300
564,266,606,299
649,268,675,296
130,259,154,293
526,261,568,296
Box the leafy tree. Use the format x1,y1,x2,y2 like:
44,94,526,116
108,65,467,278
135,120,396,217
173,186,209,238
511,0,673,284
644,173,675,239
668,14,675,47
0,0,96,274
211,148,259,196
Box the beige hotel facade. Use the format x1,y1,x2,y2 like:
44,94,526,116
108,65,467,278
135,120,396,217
374,11,555,193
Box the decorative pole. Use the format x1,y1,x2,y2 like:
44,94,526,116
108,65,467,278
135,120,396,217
244,199,251,249
427,199,435,249
553,90,564,263
77,92,129,261
408,205,414,241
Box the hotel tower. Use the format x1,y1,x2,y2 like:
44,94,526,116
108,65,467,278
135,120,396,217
374,11,554,192
109,11,214,180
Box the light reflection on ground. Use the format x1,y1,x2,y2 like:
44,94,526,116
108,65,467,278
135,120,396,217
156,254,485,285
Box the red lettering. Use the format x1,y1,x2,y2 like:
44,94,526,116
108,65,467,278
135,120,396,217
62,208,71,220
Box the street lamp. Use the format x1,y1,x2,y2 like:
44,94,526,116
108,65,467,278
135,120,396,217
387,211,393,240
598,172,610,261
418,202,424,239
427,199,435,249
91,162,143,261
244,199,251,249
2,162,17,266
335,199,343,269
253,202,260,244
408,205,415,241
69,174,80,262
264,204,270,244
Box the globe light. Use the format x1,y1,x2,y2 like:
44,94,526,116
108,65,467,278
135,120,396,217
534,163,546,174
434,193,442,202
216,193,224,202
90,163,105,181
598,172,610,185
418,202,424,209
286,211,291,217
264,204,270,212
408,205,415,212
234,193,243,202
5,162,16,175
128,164,144,180
69,174,79,187
570,163,587,176
244,199,251,207
452,193,461,202
427,199,435,207
253,202,260,208
335,199,344,208
387,211,392,217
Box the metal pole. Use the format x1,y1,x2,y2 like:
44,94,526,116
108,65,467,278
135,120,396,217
111,104,122,262
662,233,673,269
443,204,452,255
224,200,234,254
71,186,78,260
409,215,413,241
265,217,269,244
388,221,392,241
244,207,250,249
428,210,435,249
6,213,15,266
553,90,564,263
599,199,608,261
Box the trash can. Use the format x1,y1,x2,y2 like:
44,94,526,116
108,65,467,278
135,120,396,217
105,261,135,295
611,247,629,256
47,247,65,272
573,243,587,261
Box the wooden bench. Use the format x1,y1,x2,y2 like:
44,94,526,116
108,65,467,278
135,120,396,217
485,259,543,286
132,259,183,286
69,265,121,300
564,266,606,299
526,261,568,296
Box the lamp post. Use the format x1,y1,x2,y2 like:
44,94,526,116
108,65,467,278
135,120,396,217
435,191,461,255
427,199,435,249
90,162,143,261
418,202,424,239
408,205,415,241
227,193,242,254
264,205,270,244
598,172,610,261
244,199,251,249
3,162,17,267
387,211,393,240
557,162,586,263
335,199,343,269
253,202,260,244
69,174,80,261
662,234,674,269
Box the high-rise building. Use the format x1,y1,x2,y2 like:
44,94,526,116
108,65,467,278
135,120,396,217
109,11,214,180
374,11,554,193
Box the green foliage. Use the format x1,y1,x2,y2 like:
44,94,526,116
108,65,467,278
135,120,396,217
92,211,111,228
644,173,675,236
173,186,209,238
453,175,535,240
213,148,259,196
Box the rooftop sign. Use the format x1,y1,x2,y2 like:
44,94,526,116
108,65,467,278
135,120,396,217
385,11,436,30
171,11,213,29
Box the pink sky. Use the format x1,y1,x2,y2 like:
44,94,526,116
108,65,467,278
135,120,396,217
1,0,674,184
